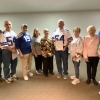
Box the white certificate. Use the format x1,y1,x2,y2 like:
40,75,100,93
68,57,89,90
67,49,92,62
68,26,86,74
55,41,63,51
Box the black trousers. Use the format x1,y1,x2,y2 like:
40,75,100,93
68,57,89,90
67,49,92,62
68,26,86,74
34,55,42,71
43,56,53,75
86,57,99,80
0,48,2,78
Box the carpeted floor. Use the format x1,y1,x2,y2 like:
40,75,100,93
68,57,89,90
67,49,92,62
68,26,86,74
0,56,100,100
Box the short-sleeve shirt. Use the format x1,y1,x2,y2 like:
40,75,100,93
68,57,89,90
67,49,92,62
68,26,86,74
0,30,16,49
52,28,72,46
16,32,32,54
32,37,42,55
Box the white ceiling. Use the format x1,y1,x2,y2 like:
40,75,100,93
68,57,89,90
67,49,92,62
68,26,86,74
0,0,100,13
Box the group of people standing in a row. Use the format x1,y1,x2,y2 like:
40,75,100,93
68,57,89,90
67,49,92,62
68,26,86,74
0,19,100,93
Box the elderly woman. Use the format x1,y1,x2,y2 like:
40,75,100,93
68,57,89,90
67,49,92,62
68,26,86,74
83,25,100,85
32,28,42,74
70,27,83,85
40,28,54,77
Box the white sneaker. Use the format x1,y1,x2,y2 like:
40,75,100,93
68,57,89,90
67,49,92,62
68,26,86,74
12,74,18,80
39,69,43,73
57,74,62,78
5,78,13,84
63,75,67,79
71,79,80,85
36,70,41,74
24,76,29,81
98,91,100,95
8,78,13,81
70,75,76,80
29,72,34,76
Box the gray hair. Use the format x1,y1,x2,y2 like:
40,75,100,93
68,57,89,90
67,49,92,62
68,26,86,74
44,28,49,33
4,20,12,25
58,19,64,24
87,25,96,32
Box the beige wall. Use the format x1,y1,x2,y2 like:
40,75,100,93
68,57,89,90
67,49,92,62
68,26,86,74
0,11,100,37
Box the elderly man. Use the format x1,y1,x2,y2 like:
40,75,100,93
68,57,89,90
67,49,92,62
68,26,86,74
52,19,72,79
0,21,18,83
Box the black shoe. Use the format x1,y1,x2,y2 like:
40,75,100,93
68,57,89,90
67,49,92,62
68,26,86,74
44,74,48,77
50,72,54,75
93,80,98,85
86,79,91,84
0,78,5,82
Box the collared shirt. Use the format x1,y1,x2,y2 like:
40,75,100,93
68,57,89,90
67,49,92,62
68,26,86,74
40,37,54,57
16,32,32,54
52,28,72,46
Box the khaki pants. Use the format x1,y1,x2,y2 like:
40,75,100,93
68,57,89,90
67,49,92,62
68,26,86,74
21,53,32,77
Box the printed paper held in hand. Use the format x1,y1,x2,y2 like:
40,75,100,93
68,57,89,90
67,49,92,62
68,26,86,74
55,41,63,51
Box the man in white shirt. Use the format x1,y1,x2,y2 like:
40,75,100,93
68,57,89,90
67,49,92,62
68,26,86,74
52,19,72,79
0,21,18,83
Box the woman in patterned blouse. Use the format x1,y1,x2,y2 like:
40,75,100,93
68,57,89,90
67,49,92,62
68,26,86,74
40,28,54,77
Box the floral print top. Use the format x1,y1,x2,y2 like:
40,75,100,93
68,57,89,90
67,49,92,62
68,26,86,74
40,37,54,57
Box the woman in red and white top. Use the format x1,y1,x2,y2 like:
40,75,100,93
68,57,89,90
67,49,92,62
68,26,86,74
83,25,100,85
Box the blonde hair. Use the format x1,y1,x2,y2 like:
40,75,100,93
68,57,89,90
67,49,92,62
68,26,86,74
73,26,81,33
87,25,96,32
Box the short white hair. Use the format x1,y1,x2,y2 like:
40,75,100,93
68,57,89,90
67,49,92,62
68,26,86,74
87,25,96,32
58,19,64,24
44,28,49,33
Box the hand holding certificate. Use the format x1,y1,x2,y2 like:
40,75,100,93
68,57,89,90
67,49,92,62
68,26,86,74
55,41,63,51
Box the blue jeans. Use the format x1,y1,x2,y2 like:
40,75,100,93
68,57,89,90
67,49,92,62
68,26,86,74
10,57,18,77
0,48,2,78
73,61,80,79
55,47,68,75
2,50,12,79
